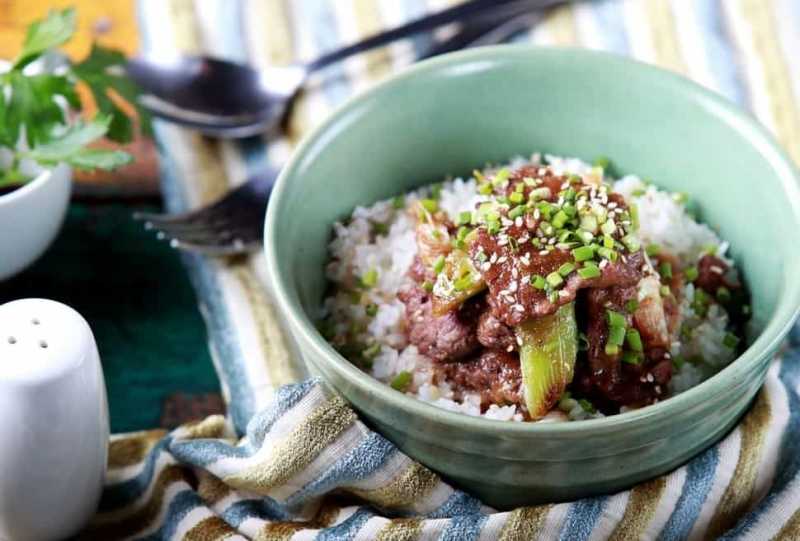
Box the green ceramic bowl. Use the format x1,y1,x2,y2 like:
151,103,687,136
264,46,800,508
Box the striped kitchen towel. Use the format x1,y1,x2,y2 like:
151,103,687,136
89,0,800,538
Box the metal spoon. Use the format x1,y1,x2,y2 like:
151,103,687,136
126,0,563,138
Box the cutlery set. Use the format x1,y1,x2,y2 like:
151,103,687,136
130,0,563,255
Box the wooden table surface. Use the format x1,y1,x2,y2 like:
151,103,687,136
1,0,160,198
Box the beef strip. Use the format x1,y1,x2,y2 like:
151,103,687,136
695,254,736,294
437,349,523,409
575,284,672,409
398,283,482,362
471,226,646,326
476,302,517,352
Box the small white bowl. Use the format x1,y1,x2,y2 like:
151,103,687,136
0,163,71,281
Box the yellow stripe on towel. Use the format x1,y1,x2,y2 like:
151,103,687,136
108,429,168,469
375,518,425,541
224,396,357,493
544,4,578,46
707,389,772,538
167,0,204,54
642,0,686,73
350,462,440,510
351,0,393,81
609,476,667,541
498,505,552,540
738,0,800,164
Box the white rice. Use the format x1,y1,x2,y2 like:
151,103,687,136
323,154,741,421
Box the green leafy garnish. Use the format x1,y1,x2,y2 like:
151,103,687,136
0,8,147,188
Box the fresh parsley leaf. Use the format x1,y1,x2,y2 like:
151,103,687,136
13,8,76,70
3,72,76,147
25,115,131,171
72,44,153,142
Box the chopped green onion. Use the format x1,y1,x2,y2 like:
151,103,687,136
531,275,547,289
622,235,640,252
422,281,433,293
478,182,493,195
431,183,443,200
372,222,389,236
646,243,661,256
672,355,686,369
514,181,525,193
454,273,476,291
629,203,640,231
608,325,626,347
578,263,601,279
493,168,510,187
421,198,438,213
626,329,643,352
365,303,378,317
598,246,617,261
672,192,689,205
632,188,645,197
622,351,642,365
572,245,595,262
578,398,596,413
509,191,524,204
552,210,569,229
660,285,672,297
603,235,615,249
558,262,575,277
685,266,699,282
604,343,620,356
606,310,626,328
593,156,611,169
457,226,470,241
723,332,740,349
625,299,639,313
548,291,559,303
717,286,732,303
363,342,381,359
546,272,564,288
659,261,673,280
508,205,525,219
580,214,599,232
361,268,378,288
530,187,551,201
601,220,617,236
486,221,501,235
390,371,413,391
392,195,405,209
432,255,446,275
457,211,472,226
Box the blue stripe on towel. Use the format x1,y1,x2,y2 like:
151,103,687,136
137,489,203,541
221,498,294,526
285,432,397,508
100,436,172,512
692,0,748,106
589,0,630,55
718,352,800,539
558,496,607,541
427,491,484,519
296,0,352,107
439,513,489,541
316,508,376,541
657,446,720,541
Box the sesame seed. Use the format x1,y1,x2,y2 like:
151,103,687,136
511,267,519,279
599,259,609,269
515,216,523,227
507,344,514,352
710,266,724,274
509,281,518,292
558,290,570,298
646,373,654,382
497,256,508,264
539,250,549,256
490,253,498,263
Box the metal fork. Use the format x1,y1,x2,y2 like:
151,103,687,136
133,169,277,256
135,9,543,256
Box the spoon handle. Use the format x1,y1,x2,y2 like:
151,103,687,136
305,0,564,73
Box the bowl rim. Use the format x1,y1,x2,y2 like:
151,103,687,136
265,45,800,436
0,167,54,206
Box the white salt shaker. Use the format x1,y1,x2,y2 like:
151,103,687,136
0,299,109,541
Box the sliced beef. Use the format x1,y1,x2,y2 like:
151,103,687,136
575,284,671,409
477,308,517,352
695,254,735,294
437,350,523,409
471,225,646,326
408,256,436,284
398,284,481,362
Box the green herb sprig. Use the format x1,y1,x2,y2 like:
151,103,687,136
0,8,149,188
